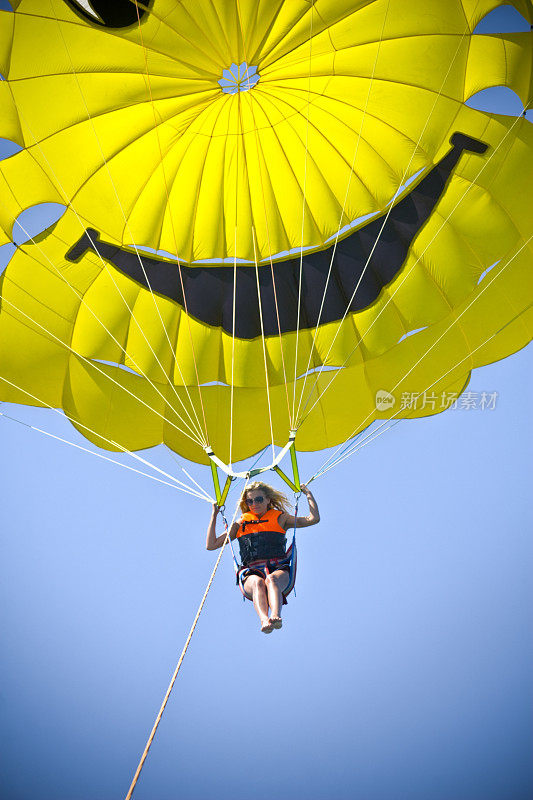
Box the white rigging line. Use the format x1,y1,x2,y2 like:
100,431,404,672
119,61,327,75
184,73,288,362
163,446,215,503
4,211,206,447
310,297,532,480
8,88,206,447
0,287,204,448
0,374,212,500
294,0,392,424
252,228,276,462
292,0,316,427
227,53,244,468
294,3,477,425
180,466,214,503
131,1,212,442
306,237,533,482
0,404,209,500
290,0,315,428
229,228,238,466
233,0,293,432
47,0,209,444
297,104,529,427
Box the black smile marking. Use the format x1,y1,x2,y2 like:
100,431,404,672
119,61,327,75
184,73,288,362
66,133,488,339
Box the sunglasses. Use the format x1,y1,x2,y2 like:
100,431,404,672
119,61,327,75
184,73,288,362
247,495,265,505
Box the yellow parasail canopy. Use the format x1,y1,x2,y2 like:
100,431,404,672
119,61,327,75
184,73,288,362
0,0,532,465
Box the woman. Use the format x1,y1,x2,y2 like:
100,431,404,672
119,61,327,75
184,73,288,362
206,482,320,633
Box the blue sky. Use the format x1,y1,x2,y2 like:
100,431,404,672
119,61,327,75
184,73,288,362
1,4,532,800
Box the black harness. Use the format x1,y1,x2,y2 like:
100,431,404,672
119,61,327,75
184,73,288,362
238,517,287,566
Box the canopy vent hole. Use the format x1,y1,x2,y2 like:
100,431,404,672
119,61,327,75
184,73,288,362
0,138,22,160
13,203,67,246
219,63,260,94
474,5,530,33
466,87,524,116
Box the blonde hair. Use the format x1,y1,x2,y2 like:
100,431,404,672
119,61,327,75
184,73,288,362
238,481,290,515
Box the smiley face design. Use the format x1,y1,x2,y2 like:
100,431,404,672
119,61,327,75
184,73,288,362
0,0,531,464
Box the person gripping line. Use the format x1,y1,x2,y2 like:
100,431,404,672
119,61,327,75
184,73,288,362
206,482,319,633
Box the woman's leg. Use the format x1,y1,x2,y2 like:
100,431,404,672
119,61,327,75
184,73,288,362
265,570,290,623
242,574,271,630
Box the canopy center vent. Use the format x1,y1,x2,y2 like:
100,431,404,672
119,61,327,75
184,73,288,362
219,62,260,94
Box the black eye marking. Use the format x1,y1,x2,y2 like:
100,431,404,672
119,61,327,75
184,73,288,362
66,133,488,340
63,0,151,29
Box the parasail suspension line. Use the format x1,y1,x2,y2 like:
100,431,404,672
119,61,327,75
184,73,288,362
132,0,211,444
294,7,478,426
0,166,206,447
234,0,293,430
296,105,527,429
306,249,533,483
0,288,203,448
294,0,391,426
0,406,207,499
0,386,209,500
292,0,316,425
48,1,208,445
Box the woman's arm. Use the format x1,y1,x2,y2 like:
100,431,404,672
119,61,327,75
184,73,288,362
280,484,320,530
206,504,239,550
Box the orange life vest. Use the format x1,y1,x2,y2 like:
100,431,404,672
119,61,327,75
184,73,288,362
237,508,286,537
236,508,287,564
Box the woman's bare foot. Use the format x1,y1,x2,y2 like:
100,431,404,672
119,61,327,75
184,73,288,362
270,617,282,629
261,619,274,634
